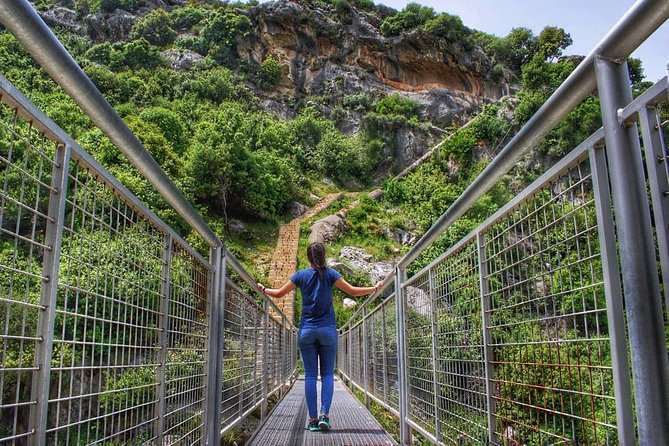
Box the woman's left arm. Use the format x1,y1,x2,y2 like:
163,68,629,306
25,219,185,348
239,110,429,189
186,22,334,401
257,280,296,298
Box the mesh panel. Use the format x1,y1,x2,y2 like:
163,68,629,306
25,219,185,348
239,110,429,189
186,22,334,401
484,159,617,445
163,242,209,444
47,160,165,444
432,240,488,443
0,105,55,442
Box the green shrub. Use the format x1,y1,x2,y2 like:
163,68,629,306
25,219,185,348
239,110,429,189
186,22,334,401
343,93,373,112
109,38,164,71
423,13,474,49
200,8,252,65
139,107,187,155
131,9,177,47
260,55,282,89
379,2,436,37
169,5,205,31
374,94,421,120
99,367,157,408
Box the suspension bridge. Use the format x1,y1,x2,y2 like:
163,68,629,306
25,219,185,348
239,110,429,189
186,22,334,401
0,0,667,444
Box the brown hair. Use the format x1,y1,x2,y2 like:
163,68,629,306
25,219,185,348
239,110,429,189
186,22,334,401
307,243,326,277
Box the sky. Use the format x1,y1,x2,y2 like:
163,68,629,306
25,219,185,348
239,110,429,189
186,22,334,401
260,0,668,81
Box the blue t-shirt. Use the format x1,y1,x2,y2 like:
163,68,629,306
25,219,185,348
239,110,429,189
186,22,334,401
290,267,341,328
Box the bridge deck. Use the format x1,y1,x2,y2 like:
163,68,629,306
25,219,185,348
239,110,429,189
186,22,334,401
248,378,396,446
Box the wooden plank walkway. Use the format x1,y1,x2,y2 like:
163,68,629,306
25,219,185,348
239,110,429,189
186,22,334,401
248,378,396,446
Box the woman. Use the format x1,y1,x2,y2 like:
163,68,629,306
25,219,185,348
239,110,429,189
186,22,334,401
257,242,381,432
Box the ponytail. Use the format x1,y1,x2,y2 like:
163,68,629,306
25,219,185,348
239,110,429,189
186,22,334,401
307,243,326,278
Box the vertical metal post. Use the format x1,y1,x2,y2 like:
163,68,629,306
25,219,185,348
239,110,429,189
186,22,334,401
362,307,370,409
428,268,441,441
154,235,173,444
281,314,287,396
348,325,353,389
595,56,669,444
395,266,411,445
28,144,70,446
203,248,225,445
477,233,496,444
638,102,669,315
589,144,635,444
261,299,269,419
381,306,388,404
238,291,246,416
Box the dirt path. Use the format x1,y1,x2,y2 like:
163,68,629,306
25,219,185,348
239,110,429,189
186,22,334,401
267,193,342,322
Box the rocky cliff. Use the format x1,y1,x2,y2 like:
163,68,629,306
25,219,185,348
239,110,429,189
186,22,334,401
239,0,504,125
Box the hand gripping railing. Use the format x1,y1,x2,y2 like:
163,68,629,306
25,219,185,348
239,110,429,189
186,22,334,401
0,3,297,446
339,0,669,444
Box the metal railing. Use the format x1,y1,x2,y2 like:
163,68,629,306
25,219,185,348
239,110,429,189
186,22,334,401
0,7,297,446
1,0,668,444
339,0,669,444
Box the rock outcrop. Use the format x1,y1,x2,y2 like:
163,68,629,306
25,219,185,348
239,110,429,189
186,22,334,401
238,0,503,127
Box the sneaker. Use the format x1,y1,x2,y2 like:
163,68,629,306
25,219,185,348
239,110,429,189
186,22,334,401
307,419,320,432
318,415,331,431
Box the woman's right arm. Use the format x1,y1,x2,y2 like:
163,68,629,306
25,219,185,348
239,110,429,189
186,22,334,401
334,278,383,297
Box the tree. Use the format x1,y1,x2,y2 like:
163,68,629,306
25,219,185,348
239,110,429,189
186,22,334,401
200,8,252,65
628,57,653,95
424,13,472,46
489,27,536,74
109,38,164,71
536,26,572,61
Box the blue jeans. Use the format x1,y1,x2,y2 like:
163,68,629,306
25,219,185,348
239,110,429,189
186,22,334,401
298,325,338,418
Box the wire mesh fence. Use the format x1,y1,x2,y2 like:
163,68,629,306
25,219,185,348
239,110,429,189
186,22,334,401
0,75,297,444
341,144,620,445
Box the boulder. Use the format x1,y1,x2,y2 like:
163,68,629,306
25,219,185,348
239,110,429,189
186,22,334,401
369,261,393,283
310,214,345,242
339,246,394,283
287,201,309,218
385,227,416,246
339,246,373,271
327,259,355,276
161,49,204,71
405,286,431,315
85,10,135,42
40,7,82,34
227,219,246,236
367,189,384,200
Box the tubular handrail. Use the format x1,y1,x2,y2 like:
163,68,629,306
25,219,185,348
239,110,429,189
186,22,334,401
397,0,669,268
0,0,221,248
